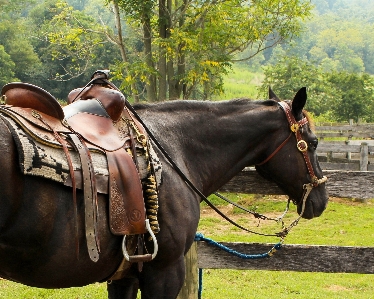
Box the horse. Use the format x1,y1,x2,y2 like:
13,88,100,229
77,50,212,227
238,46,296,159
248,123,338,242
0,87,328,298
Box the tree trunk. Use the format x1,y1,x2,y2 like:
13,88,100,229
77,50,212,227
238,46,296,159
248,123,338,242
158,0,167,101
177,0,188,99
166,0,179,100
112,1,139,102
143,11,157,102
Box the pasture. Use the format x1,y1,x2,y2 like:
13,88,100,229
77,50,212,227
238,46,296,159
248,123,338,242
0,195,373,298
212,66,263,100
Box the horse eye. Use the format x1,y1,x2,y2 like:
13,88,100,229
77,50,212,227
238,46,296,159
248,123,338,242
310,139,318,150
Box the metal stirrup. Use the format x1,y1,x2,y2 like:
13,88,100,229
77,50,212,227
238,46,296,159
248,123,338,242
122,219,158,262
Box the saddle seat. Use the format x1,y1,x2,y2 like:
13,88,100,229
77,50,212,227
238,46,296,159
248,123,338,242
63,99,126,151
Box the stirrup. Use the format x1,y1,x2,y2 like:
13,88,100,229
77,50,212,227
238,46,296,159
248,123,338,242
122,219,158,262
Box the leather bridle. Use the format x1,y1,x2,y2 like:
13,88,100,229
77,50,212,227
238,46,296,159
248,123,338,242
257,101,327,208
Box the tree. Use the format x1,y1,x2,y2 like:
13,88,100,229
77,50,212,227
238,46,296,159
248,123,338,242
0,18,40,82
47,0,313,101
261,55,374,122
28,0,122,99
121,0,314,101
0,45,17,86
260,55,334,116
327,72,374,122
268,5,374,75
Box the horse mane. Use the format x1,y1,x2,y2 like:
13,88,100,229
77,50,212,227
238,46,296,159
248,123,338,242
303,109,315,132
132,99,317,133
133,98,278,113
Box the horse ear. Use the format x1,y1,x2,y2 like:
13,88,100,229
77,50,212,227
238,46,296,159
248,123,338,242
268,87,280,102
292,87,307,116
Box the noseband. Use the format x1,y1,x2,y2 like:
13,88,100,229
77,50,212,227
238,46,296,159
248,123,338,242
257,101,327,212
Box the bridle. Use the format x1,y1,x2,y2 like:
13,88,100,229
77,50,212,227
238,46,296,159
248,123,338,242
256,101,327,222
257,101,327,184
212,100,328,238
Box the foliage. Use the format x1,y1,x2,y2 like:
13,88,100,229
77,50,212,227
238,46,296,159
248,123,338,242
1,0,373,106
0,45,17,86
23,0,121,99
0,17,41,84
0,0,35,14
43,1,108,80
260,55,334,116
264,0,374,75
45,0,313,101
326,72,374,122
260,55,374,122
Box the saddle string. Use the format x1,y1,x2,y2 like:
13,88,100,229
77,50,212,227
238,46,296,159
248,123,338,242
213,191,289,223
31,110,80,257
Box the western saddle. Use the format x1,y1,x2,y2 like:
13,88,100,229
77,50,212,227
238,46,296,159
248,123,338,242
0,71,158,266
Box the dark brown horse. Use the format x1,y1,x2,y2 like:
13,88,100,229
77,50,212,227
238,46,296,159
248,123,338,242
0,87,328,298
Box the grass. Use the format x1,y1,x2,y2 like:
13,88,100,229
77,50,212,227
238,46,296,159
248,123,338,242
0,282,107,298
212,65,264,100
1,196,374,298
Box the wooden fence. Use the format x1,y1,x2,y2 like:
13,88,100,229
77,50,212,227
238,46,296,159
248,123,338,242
316,121,374,140
178,169,374,298
177,122,374,298
315,122,374,171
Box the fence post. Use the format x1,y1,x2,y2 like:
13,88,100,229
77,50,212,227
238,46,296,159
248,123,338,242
345,140,351,160
177,242,198,299
360,142,369,171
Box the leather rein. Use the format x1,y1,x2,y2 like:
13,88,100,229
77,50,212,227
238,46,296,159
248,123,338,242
125,98,327,239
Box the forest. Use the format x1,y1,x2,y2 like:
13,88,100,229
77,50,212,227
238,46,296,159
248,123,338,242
0,0,373,122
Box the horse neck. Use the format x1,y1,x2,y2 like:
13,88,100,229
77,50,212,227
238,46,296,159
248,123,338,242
136,99,280,195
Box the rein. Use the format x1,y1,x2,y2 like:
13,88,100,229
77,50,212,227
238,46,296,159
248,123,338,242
125,99,326,238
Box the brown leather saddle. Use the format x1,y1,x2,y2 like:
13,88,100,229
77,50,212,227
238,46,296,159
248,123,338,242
0,71,158,264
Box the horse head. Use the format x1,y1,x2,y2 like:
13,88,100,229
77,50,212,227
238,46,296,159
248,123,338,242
255,87,328,219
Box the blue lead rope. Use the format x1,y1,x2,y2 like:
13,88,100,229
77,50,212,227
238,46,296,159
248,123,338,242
194,233,282,298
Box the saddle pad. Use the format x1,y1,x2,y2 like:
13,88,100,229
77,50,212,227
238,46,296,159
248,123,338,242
1,115,162,192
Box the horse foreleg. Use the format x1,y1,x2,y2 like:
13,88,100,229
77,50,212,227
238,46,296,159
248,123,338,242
138,256,186,299
107,277,139,299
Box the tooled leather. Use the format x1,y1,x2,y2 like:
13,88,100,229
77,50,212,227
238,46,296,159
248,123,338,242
107,149,147,236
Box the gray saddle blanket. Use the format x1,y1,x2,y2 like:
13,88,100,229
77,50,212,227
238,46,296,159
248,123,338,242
3,115,162,193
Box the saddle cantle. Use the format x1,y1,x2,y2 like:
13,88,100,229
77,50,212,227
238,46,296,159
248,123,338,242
2,82,65,120
0,72,160,266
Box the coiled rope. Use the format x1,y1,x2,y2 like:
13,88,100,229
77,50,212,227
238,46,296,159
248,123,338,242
194,233,282,298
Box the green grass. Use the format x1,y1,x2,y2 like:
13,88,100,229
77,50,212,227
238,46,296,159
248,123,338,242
212,65,264,100
200,194,374,246
0,281,107,298
201,270,374,299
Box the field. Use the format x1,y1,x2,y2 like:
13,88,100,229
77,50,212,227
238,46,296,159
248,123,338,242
0,195,373,298
212,65,264,100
